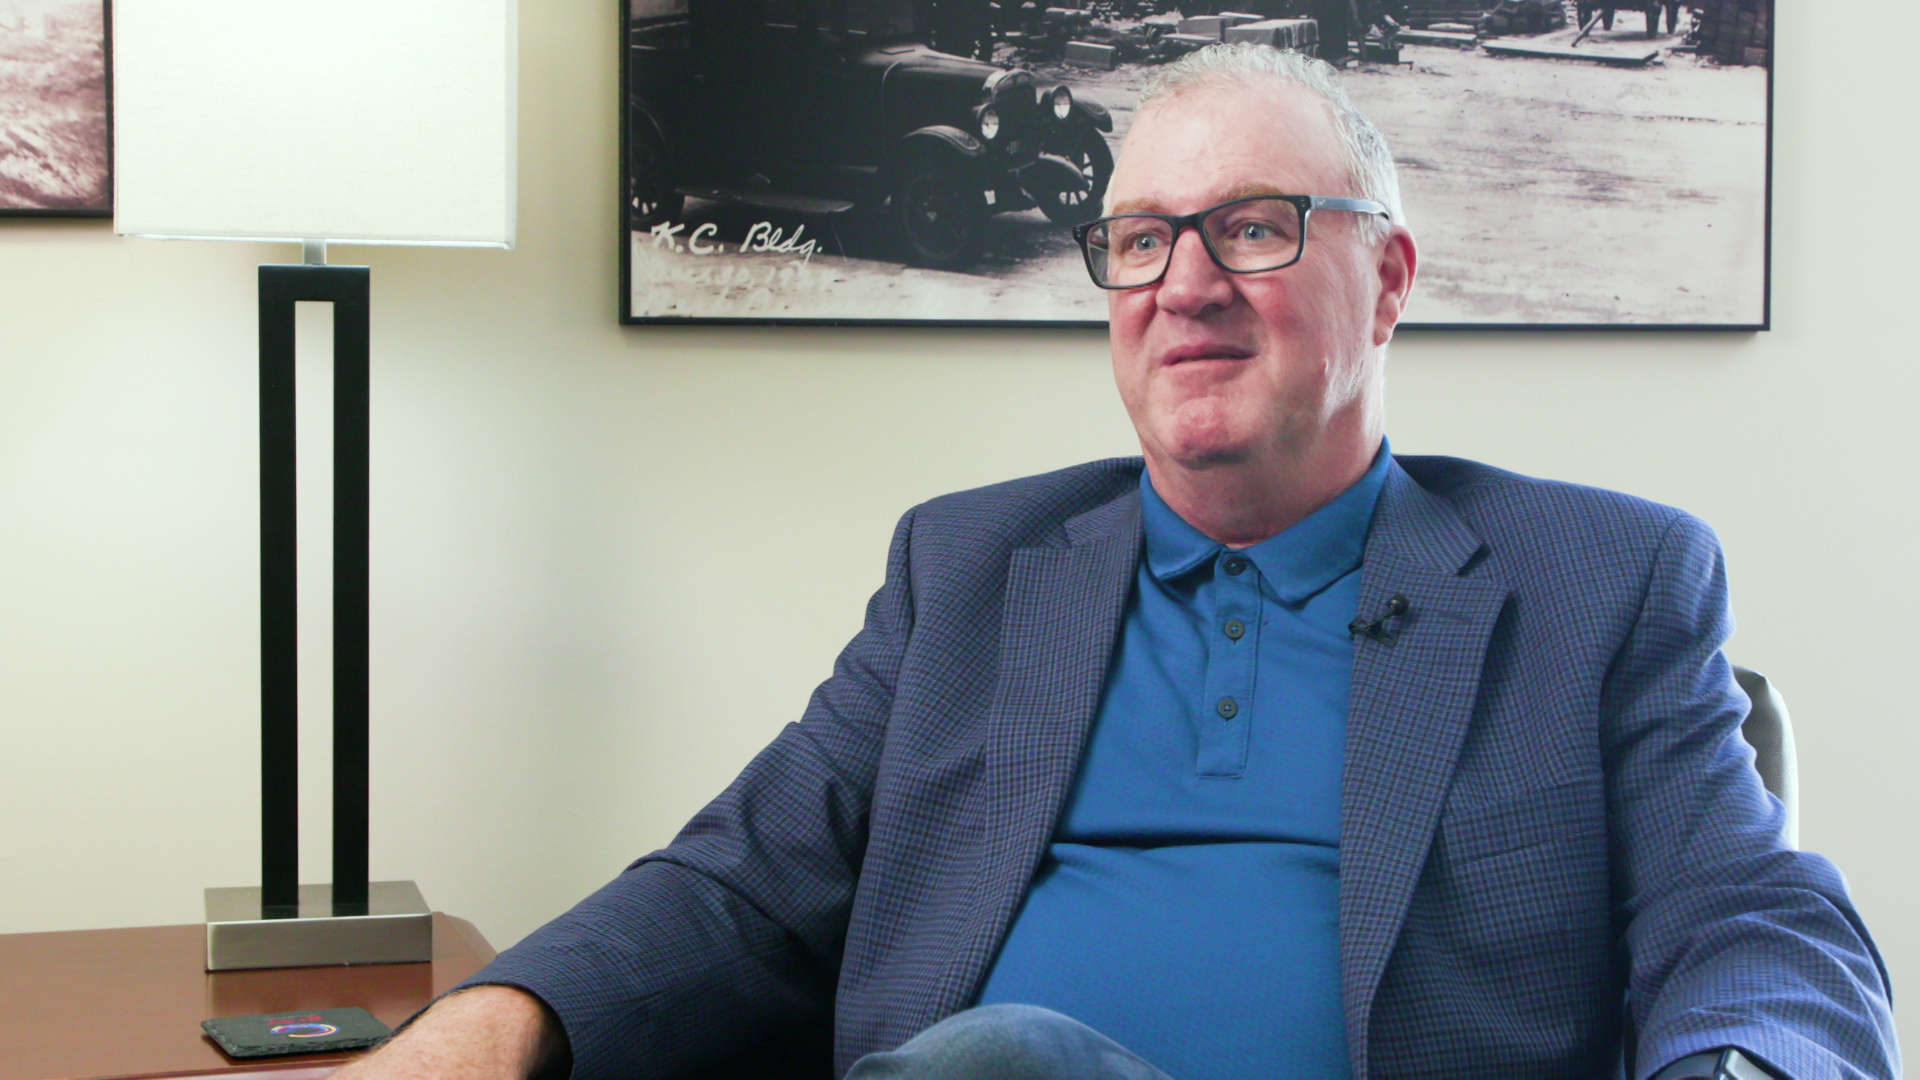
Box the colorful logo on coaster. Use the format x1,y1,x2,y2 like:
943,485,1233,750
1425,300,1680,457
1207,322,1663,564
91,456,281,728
269,1017,340,1039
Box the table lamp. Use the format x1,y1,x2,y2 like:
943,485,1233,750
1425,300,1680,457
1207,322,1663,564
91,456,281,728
110,0,517,970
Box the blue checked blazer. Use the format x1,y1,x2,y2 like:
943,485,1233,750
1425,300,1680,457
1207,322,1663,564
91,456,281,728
470,455,1897,1080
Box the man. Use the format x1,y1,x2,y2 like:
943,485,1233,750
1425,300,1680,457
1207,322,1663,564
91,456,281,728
1657,0,1686,36
1310,0,1354,63
338,45,1895,1080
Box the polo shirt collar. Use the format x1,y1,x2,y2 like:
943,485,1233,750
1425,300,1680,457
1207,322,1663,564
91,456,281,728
1141,439,1392,603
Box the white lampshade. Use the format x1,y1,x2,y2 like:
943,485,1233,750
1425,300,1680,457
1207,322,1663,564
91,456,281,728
113,0,517,247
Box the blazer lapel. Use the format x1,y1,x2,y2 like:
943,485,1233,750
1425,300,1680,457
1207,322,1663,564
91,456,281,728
1341,463,1511,1080
929,491,1143,1017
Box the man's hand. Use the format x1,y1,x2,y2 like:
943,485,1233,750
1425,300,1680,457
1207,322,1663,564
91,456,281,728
329,984,568,1080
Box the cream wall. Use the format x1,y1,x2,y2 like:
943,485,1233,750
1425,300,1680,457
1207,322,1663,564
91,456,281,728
3,0,1916,1058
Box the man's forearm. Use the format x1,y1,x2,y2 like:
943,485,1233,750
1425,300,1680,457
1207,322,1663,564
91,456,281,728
329,984,569,1080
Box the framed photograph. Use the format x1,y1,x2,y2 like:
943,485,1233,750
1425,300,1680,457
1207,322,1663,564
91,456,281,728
619,0,1771,329
0,0,112,217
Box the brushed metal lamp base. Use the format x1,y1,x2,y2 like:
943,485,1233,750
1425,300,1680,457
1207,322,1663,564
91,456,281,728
206,880,432,971
208,258,429,975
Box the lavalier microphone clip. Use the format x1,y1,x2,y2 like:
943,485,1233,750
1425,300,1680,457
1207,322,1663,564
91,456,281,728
1349,593,1411,643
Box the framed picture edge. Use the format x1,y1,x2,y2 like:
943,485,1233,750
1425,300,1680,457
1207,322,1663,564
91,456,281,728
1761,41,1774,334
0,206,113,218
616,0,1776,334
616,315,1770,332
0,0,115,220
617,0,634,324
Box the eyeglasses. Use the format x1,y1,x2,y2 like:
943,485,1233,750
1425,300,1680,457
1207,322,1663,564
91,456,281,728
1072,194,1391,290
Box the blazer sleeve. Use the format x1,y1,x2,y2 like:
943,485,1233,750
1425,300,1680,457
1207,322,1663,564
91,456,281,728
453,507,920,1078
1604,513,1898,1080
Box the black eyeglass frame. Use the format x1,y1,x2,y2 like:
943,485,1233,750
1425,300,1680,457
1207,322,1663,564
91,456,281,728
1071,194,1392,290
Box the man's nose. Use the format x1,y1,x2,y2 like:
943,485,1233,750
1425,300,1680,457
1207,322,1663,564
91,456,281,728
1155,226,1234,316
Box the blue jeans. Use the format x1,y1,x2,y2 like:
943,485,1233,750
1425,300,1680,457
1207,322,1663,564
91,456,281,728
845,1004,1176,1080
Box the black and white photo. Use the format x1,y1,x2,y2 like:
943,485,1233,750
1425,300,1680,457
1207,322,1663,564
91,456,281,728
620,0,1771,327
0,0,109,217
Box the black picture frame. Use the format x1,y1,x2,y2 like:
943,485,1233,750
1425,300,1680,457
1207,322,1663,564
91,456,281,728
618,0,1772,330
0,0,113,219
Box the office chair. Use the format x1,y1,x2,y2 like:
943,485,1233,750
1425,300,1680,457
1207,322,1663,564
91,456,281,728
1731,665,1799,849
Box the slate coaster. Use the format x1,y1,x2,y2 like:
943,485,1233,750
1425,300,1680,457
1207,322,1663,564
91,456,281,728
202,1006,391,1059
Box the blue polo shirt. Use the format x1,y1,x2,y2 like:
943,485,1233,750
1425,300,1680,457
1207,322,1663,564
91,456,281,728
976,443,1390,1080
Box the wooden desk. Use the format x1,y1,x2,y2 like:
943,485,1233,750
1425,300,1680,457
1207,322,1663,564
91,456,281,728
0,913,494,1080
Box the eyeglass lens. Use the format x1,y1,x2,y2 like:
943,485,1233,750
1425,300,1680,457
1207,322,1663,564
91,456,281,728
1086,197,1305,287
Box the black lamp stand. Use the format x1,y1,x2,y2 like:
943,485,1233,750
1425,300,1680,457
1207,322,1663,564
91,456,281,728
204,246,431,971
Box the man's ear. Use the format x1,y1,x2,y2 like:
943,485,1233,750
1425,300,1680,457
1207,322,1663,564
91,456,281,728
1371,227,1418,347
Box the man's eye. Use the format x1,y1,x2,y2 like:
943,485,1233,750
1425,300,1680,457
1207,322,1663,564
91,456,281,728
1235,221,1286,242
1128,233,1162,253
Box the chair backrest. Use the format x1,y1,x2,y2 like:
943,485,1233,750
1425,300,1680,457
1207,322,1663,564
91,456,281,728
1732,665,1799,849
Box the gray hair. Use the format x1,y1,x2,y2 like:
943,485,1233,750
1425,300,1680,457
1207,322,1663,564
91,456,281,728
1135,43,1404,242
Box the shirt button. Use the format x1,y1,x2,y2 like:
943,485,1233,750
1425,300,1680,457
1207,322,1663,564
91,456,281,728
1216,697,1239,720
1222,556,1249,576
1223,619,1245,640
